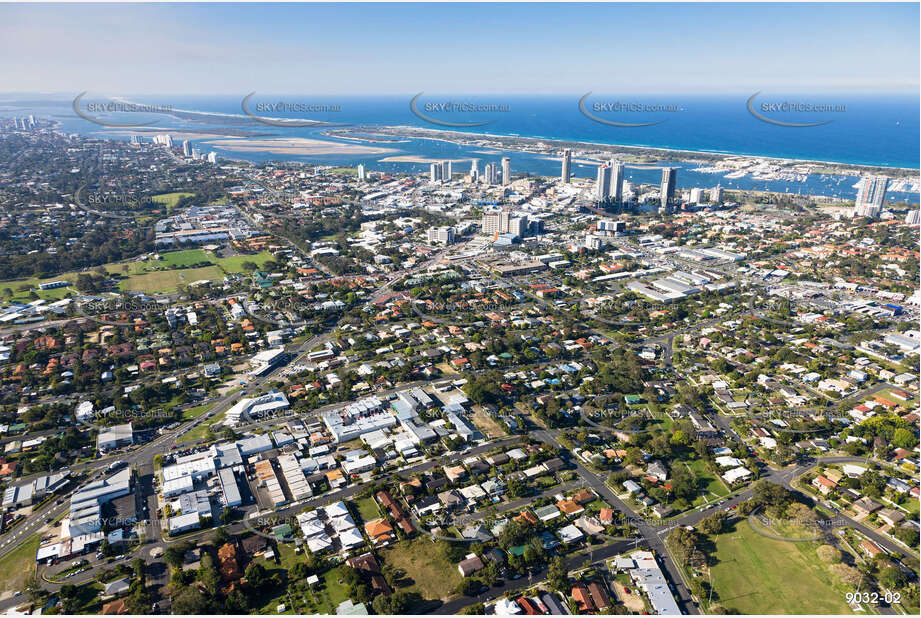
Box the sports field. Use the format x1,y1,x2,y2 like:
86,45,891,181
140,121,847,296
151,191,195,212
0,249,275,298
117,265,225,293
706,520,853,614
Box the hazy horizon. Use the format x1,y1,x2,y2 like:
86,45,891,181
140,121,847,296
1,2,917,95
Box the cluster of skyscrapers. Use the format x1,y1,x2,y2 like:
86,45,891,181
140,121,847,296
557,152,735,212
434,157,511,186
12,115,35,130
481,208,535,240
127,134,216,162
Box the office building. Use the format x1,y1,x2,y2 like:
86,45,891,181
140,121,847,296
427,226,456,245
482,212,502,236
97,423,134,452
481,209,533,239
596,219,625,234
2,472,69,509
508,215,529,238
225,391,290,425
499,209,511,234
68,468,133,535
585,234,605,250
561,149,571,183
854,175,888,218
321,396,396,443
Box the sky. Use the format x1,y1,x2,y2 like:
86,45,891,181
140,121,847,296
0,2,918,95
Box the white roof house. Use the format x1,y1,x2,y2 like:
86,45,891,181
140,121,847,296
339,527,365,550
715,455,744,468
557,524,584,544
722,466,752,483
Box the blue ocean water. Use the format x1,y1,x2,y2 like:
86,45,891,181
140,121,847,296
3,93,918,202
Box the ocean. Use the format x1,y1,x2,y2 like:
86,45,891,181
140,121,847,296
2,93,919,203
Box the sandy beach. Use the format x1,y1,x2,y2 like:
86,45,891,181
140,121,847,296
97,128,253,141
203,137,397,156
378,155,474,164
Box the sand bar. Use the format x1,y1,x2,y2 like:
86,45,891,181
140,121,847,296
378,155,474,164
203,137,397,156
